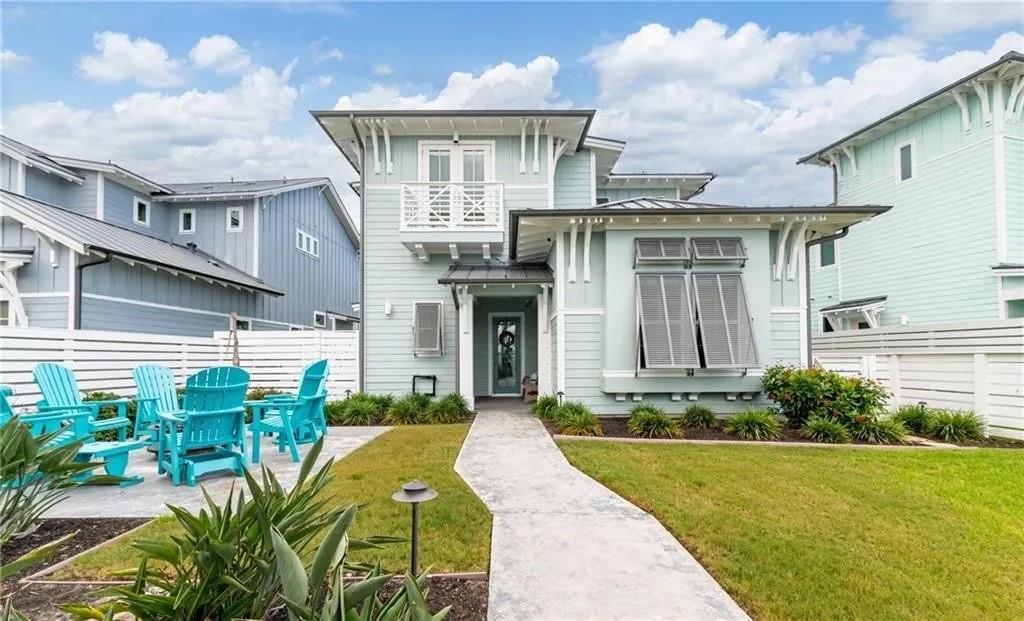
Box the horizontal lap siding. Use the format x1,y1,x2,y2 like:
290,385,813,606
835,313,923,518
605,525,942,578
769,312,801,364
23,296,68,328
1005,136,1023,265
363,188,455,395
553,149,592,209
562,314,604,409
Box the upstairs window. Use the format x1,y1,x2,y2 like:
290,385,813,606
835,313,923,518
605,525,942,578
179,208,196,234
896,140,915,182
818,240,836,267
636,274,700,370
296,229,320,258
133,198,150,227
226,206,243,232
635,238,688,264
313,311,327,328
235,319,251,331
596,197,611,205
692,273,759,369
412,302,443,357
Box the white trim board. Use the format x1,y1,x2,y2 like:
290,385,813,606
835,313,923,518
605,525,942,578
81,293,290,326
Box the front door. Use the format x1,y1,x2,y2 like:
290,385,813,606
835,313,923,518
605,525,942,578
491,316,521,396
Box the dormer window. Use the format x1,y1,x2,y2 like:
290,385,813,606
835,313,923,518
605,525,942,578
226,206,243,232
179,208,196,234
895,140,915,183
133,198,150,227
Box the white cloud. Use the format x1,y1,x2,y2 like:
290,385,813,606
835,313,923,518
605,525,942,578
189,34,251,73
300,74,334,96
372,63,392,76
890,1,1023,36
585,21,1021,205
78,31,182,87
334,56,565,109
1,48,30,70
315,47,345,63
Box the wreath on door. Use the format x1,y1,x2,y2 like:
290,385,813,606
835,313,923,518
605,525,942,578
498,329,516,348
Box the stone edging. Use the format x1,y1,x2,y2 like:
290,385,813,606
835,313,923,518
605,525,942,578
553,434,968,450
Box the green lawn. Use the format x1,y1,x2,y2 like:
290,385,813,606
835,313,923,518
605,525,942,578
558,440,1024,621
59,425,491,579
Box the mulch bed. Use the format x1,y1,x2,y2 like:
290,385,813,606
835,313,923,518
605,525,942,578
959,436,1024,449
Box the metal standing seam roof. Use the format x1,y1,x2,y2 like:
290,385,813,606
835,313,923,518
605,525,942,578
157,178,328,197
438,263,554,285
820,296,888,312
0,136,85,184
0,190,282,295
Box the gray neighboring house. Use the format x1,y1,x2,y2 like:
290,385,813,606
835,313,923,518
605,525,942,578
0,135,360,335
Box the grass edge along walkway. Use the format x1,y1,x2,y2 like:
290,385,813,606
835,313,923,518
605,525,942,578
557,439,1024,621
58,424,491,580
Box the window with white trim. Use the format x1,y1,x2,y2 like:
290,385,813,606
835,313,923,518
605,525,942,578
635,273,700,370
235,319,251,330
179,208,196,234
412,302,443,357
818,239,836,268
226,207,243,232
895,140,915,182
313,311,327,328
0,300,10,327
296,229,320,258
692,273,759,369
133,198,150,226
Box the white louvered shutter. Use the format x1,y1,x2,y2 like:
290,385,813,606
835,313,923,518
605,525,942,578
692,273,758,368
691,237,747,261
413,302,443,356
636,274,700,369
635,238,688,262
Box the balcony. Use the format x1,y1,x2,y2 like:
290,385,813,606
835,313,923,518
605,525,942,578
399,182,505,259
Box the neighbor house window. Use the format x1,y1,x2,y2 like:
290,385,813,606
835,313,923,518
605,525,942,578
896,140,915,182
596,197,611,205
296,229,320,258
235,319,251,330
133,198,150,226
179,208,196,234
226,207,243,232
818,240,836,267
412,302,443,357
635,273,700,370
692,273,759,369
0,300,10,326
313,311,327,328
822,316,835,333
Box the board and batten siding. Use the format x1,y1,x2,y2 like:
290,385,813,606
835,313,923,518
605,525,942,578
257,186,359,327
168,199,256,275
362,187,456,395
103,178,168,235
0,218,72,293
24,167,71,206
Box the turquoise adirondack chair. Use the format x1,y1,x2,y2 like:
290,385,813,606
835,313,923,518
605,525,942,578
33,363,132,441
1,385,144,486
157,366,250,486
132,364,181,445
247,359,329,464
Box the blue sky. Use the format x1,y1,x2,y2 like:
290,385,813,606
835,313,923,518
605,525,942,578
2,2,1021,212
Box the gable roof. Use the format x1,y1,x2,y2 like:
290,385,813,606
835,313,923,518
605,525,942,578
0,189,282,295
0,136,85,185
46,154,173,194
799,51,1024,166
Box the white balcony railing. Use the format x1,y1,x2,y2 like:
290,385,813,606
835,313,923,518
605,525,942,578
400,182,504,230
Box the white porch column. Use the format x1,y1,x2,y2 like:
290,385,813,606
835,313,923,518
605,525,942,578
458,287,475,411
537,287,551,395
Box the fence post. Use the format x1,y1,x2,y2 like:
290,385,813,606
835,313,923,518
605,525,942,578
973,353,989,424
860,354,877,380
889,354,901,406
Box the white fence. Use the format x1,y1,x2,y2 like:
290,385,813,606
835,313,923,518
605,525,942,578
0,327,359,408
813,320,1024,440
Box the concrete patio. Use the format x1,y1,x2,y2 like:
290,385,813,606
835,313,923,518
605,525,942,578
45,426,390,518
456,400,749,621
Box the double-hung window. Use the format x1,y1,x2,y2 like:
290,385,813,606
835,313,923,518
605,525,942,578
635,274,700,370
692,273,759,368
412,302,443,357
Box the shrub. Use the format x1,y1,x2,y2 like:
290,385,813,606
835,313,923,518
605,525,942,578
340,398,381,426
724,409,781,441
427,393,470,424
627,405,681,439
802,416,851,444
849,416,908,444
82,391,138,441
369,393,395,416
680,404,717,429
926,409,984,443
554,402,603,436
762,364,888,428
891,403,933,435
323,399,346,424
532,394,560,421
246,386,283,401
385,394,428,425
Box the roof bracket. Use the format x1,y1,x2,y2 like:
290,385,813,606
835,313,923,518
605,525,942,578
414,243,428,262
841,146,858,177
952,89,972,133
1008,75,1024,121
787,221,809,280
380,119,393,174
482,243,491,263
568,220,578,283
519,118,527,175
368,119,381,175
582,219,593,283
773,219,794,280
971,81,993,126
448,243,460,261
532,118,541,174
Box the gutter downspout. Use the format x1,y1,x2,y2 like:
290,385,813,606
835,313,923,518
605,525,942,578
351,114,367,393
74,251,111,329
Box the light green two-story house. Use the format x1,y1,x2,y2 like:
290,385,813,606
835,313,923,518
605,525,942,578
314,109,888,413
801,52,1024,332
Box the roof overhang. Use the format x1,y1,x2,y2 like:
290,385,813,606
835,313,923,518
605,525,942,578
509,202,891,261
1,139,85,185
438,263,553,285
799,52,1024,167
992,263,1024,277
820,296,887,330
601,173,716,199
311,109,596,172
49,155,172,194
584,135,626,180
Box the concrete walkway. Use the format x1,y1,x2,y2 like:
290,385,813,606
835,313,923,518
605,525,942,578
456,401,748,621
47,426,389,518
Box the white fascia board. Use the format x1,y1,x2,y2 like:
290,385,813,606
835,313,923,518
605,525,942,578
1,201,88,255
3,148,85,185
49,156,170,193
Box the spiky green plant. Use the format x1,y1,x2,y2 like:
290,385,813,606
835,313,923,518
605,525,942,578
802,416,851,444
926,410,984,443
724,409,781,441
426,393,470,424
369,393,395,416
532,394,560,421
340,398,381,426
849,416,908,444
554,402,603,436
385,394,427,425
627,405,681,439
892,403,933,435
680,404,717,429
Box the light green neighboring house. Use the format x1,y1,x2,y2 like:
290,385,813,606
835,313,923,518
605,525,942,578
800,51,1024,333
313,110,886,414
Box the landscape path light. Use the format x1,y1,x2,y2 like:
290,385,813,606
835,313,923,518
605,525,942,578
391,479,438,575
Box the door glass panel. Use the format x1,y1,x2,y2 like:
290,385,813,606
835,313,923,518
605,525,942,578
461,149,486,223
494,318,519,394
427,150,452,223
